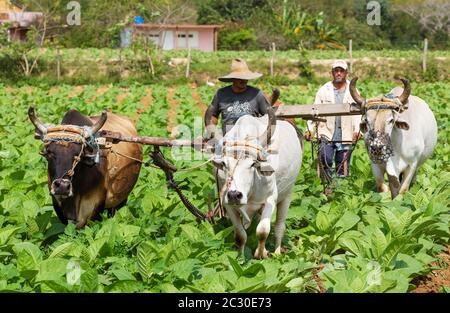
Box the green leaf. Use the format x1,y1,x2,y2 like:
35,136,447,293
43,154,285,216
214,226,234,241
335,211,360,236
106,280,141,293
87,237,108,262
13,242,42,276
242,263,265,277
382,209,403,237
79,264,98,293
180,224,202,242
381,237,408,268
36,258,69,282
169,259,199,281
371,227,388,259
227,256,244,277
316,211,331,232
49,242,74,259
286,277,304,292
111,269,136,281
137,242,155,282
0,226,22,246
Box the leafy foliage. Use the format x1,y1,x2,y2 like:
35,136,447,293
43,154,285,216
0,80,448,292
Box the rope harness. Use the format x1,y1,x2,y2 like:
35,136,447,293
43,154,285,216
40,125,100,180
362,96,406,164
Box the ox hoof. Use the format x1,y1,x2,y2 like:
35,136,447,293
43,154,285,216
377,184,389,193
254,248,268,260
274,247,283,255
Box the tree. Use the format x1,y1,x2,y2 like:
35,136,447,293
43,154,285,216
394,0,450,35
0,0,63,77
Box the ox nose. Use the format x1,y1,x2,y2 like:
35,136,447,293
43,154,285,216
227,190,243,203
370,144,383,154
51,179,72,196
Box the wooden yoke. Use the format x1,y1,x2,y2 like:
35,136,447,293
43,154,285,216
274,102,362,120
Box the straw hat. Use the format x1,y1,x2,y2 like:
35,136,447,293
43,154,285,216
218,58,262,82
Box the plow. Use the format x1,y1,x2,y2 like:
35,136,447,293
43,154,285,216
92,99,364,223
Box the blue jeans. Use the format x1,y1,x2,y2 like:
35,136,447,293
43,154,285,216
318,141,353,186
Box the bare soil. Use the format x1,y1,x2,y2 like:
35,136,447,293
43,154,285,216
166,87,179,134
132,88,153,123
87,85,110,103
47,86,60,96
412,245,450,293
115,88,129,105
190,83,208,115
68,86,84,98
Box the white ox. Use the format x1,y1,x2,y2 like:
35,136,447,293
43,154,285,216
350,78,438,198
207,101,303,259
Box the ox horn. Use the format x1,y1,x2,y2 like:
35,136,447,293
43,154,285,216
349,77,366,108
28,106,47,135
87,111,107,137
258,88,279,147
397,78,411,105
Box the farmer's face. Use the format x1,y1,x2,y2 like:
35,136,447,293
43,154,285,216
232,79,248,90
332,67,347,83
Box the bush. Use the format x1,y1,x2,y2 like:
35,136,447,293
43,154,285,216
218,26,258,50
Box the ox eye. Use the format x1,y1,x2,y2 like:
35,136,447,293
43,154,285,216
388,119,394,124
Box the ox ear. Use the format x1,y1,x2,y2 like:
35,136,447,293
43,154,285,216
253,161,274,176
395,118,410,130
359,120,368,133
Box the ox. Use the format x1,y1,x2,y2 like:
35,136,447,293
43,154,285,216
207,99,303,259
349,78,438,199
29,108,142,228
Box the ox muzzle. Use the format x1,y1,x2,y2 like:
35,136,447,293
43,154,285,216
51,178,73,197
365,130,394,163
227,190,243,205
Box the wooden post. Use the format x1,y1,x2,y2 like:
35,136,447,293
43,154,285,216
214,28,218,51
56,47,61,81
349,39,353,73
270,42,276,77
422,38,428,74
118,46,123,74
185,47,191,78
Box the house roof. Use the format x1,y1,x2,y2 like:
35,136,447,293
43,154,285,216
132,23,223,30
0,0,23,12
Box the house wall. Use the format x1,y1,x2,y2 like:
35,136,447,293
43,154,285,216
198,29,214,52
123,27,217,51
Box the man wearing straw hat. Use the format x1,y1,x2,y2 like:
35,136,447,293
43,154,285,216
204,58,270,139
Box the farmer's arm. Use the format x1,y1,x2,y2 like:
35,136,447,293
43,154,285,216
257,91,270,115
204,92,220,139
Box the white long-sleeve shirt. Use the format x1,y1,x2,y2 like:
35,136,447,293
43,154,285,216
307,80,362,142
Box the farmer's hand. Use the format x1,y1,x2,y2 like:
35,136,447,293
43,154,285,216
352,132,361,143
203,125,216,142
304,130,314,141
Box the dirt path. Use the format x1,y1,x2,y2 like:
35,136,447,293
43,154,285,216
87,85,110,103
68,86,84,98
190,83,208,116
412,245,450,293
132,88,153,123
48,86,60,96
115,88,129,106
166,87,179,134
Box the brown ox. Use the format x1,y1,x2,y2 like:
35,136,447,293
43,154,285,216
29,108,142,228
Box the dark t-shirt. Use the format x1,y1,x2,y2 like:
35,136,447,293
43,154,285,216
209,86,269,134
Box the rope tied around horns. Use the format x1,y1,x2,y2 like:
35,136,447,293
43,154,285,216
42,126,99,179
